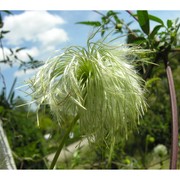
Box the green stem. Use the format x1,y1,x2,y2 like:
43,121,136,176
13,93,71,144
49,114,79,169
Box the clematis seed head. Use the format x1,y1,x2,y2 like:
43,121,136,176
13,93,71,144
27,34,148,145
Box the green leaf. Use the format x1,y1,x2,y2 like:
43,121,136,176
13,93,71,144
14,55,18,59
0,22,3,28
2,10,13,15
27,54,34,61
113,15,121,24
9,48,13,55
101,27,105,36
0,106,5,113
132,37,147,45
127,21,133,26
137,11,150,35
101,16,110,24
167,19,173,28
1,30,10,34
76,21,101,27
107,10,119,17
10,92,15,104
149,25,163,39
7,77,17,102
145,77,161,88
16,47,26,53
148,14,164,25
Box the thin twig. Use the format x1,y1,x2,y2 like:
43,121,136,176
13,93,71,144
93,10,116,26
93,10,137,37
50,114,79,169
126,10,138,21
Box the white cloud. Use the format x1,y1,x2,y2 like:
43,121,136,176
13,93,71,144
38,28,68,47
16,47,39,61
3,11,68,48
14,68,39,78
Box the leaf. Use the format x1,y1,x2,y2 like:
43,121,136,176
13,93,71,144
167,19,173,28
148,14,164,25
101,16,110,24
9,48,13,55
14,55,18,59
0,22,3,28
113,15,121,24
145,77,161,88
107,10,119,17
137,11,150,35
107,11,121,24
10,92,15,104
127,21,133,26
2,10,13,15
16,47,26,53
101,27,105,37
7,77,17,102
27,54,34,61
1,30,10,34
76,21,101,27
149,25,163,39
132,37,147,45
0,106,5,113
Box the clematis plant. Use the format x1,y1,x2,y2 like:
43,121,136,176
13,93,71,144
27,31,148,169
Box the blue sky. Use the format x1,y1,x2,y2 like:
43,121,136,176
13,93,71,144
0,10,180,101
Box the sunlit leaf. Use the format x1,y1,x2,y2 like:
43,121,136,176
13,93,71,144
107,10,119,17
167,19,173,28
149,25,163,39
137,11,150,35
132,37,147,45
145,77,161,88
76,21,101,27
149,14,164,25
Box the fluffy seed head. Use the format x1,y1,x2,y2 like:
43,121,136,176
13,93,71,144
27,35,147,144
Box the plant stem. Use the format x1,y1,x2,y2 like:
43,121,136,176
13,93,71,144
49,114,79,169
163,53,179,169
